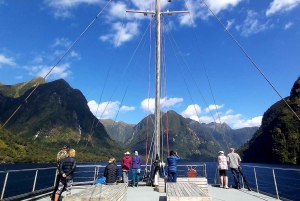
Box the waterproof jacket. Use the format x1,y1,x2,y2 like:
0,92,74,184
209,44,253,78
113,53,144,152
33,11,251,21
122,155,132,171
59,157,76,180
104,163,119,184
167,155,180,172
132,155,141,169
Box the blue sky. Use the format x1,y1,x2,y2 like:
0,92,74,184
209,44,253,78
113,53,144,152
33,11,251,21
0,0,299,129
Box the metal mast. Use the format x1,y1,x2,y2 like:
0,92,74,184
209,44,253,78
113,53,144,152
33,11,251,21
154,0,161,159
127,1,188,174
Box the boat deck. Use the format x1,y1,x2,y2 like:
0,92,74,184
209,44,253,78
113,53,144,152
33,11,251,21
37,184,280,201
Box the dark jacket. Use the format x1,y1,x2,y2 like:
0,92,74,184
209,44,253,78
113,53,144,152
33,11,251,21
132,155,141,169
167,155,180,172
59,157,76,180
104,163,119,184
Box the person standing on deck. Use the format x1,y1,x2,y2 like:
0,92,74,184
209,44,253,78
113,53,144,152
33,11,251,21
218,151,229,189
51,144,69,201
167,150,180,182
104,157,119,185
122,151,132,184
227,148,242,189
54,149,76,201
131,151,141,187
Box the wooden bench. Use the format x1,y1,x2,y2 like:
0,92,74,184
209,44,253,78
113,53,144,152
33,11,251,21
177,177,209,193
166,182,212,201
63,183,127,201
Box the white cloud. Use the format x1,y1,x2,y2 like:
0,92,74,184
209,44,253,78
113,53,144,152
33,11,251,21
284,22,293,29
88,100,134,119
232,116,262,128
141,97,183,113
226,19,235,30
205,0,242,14
108,2,128,20
120,105,135,112
45,0,103,18
237,10,271,37
52,38,72,48
181,104,202,118
0,54,16,67
100,22,139,47
33,56,43,63
266,0,300,16
181,103,262,128
179,0,243,26
69,51,81,60
204,104,224,113
24,63,72,80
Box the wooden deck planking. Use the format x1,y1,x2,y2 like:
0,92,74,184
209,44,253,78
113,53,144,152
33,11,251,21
62,183,127,201
166,182,212,201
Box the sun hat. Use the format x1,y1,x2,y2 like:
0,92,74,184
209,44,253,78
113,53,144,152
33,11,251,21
218,151,224,154
124,151,130,155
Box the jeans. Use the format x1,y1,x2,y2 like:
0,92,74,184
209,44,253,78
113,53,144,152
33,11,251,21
168,171,177,182
132,169,140,186
122,170,129,184
230,168,240,188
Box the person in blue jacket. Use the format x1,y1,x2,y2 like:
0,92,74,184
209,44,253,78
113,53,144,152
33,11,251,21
167,150,180,182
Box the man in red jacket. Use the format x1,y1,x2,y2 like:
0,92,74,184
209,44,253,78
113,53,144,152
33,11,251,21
122,151,132,184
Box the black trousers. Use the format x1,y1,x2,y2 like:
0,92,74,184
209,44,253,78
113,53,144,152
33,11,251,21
51,174,61,200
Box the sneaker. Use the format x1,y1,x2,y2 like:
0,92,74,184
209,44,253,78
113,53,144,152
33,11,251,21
220,185,223,188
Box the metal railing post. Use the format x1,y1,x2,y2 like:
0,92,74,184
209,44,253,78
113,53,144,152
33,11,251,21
53,170,58,186
204,164,207,178
254,167,259,193
93,166,97,182
32,170,38,192
272,169,280,200
1,172,9,200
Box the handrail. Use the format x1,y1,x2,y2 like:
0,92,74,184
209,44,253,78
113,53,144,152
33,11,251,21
213,164,300,201
242,165,300,171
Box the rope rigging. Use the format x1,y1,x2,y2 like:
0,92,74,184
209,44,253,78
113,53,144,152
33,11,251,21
201,0,300,122
0,0,113,131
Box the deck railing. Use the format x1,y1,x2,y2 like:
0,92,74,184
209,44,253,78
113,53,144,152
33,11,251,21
214,165,300,201
0,164,207,200
3,163,299,201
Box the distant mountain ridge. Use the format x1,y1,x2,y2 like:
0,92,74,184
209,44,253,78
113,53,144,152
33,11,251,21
99,119,134,145
240,77,300,164
102,110,258,161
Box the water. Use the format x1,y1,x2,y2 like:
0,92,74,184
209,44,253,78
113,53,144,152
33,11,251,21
1,162,300,201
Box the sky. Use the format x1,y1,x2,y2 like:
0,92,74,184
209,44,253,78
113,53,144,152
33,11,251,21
0,0,299,129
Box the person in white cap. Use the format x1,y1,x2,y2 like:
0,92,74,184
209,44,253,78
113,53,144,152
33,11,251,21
218,151,229,189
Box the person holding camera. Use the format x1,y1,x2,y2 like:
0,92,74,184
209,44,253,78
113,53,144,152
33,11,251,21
167,150,180,182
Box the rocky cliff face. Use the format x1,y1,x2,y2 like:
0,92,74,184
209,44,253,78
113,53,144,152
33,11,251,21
240,77,300,164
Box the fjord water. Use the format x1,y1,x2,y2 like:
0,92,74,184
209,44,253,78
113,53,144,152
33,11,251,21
0,162,299,200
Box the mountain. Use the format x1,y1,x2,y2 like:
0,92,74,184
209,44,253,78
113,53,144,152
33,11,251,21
0,78,124,163
188,120,257,152
0,77,46,98
104,110,257,161
240,77,300,164
99,119,134,145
